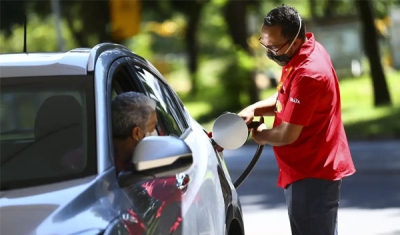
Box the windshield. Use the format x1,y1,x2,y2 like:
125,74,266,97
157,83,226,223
0,75,97,190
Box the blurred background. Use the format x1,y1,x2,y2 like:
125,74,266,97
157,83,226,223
1,0,399,141
1,1,400,234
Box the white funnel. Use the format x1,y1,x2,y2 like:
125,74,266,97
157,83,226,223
212,112,248,150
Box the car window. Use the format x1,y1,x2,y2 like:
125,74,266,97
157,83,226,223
112,89,118,100
132,66,187,137
161,82,191,128
0,75,97,190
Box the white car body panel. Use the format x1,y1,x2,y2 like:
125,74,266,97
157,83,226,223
0,52,90,77
181,118,226,235
0,176,106,235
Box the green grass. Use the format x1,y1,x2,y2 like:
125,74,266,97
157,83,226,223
339,71,400,140
340,72,400,122
182,68,400,140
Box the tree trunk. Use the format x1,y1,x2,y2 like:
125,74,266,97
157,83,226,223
185,4,203,95
224,0,259,105
309,0,317,19
97,0,112,43
356,0,392,106
224,0,250,53
324,0,339,17
65,16,90,47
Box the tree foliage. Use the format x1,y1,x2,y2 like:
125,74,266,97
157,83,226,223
0,0,398,111
0,0,28,37
1,0,111,47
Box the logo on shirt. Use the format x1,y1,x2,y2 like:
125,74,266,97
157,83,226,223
289,97,300,104
275,100,283,113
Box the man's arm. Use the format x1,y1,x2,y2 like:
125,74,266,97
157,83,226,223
252,121,303,146
252,75,324,147
238,92,278,124
248,92,278,116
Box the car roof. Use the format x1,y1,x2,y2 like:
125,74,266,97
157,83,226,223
0,44,141,78
0,43,170,88
0,49,92,78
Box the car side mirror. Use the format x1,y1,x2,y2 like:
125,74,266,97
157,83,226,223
118,136,193,187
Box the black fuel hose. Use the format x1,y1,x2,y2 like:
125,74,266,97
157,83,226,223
233,144,264,189
233,121,264,189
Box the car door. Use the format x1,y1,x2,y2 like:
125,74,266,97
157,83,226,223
130,62,226,235
106,58,194,234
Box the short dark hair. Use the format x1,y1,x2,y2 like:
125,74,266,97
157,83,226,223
263,5,306,40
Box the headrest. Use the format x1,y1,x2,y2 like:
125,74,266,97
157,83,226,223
34,95,82,140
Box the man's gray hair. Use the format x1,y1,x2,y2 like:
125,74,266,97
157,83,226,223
112,91,156,139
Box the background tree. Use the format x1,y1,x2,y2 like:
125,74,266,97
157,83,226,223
223,0,260,106
33,0,111,47
0,0,111,47
0,1,27,37
356,0,392,106
166,0,208,96
141,0,208,95
1,0,396,109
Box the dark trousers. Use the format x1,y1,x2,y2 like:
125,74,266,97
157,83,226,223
284,178,342,235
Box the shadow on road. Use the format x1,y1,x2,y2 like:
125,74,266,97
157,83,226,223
224,143,400,210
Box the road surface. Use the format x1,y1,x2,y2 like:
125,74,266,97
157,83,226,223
224,141,400,235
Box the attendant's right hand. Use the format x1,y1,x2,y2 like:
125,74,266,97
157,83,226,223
237,107,255,125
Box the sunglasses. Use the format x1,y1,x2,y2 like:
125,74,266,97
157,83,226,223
258,37,292,55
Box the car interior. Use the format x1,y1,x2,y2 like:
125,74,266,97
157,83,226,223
0,76,95,190
0,64,186,190
33,95,85,173
0,93,86,179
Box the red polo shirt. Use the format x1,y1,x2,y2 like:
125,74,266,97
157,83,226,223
273,32,356,188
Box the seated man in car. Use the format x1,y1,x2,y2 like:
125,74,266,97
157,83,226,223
111,91,158,173
111,91,182,233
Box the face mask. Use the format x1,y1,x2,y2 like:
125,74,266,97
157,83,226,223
267,52,292,66
144,129,158,137
266,14,302,66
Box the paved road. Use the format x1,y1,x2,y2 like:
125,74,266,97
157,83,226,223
224,141,400,235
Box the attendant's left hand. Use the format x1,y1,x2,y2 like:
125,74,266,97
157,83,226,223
251,116,267,145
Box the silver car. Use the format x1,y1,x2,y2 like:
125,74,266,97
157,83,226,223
0,43,245,235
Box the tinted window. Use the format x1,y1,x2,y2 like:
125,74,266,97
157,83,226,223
158,81,190,130
133,66,187,137
0,76,97,190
